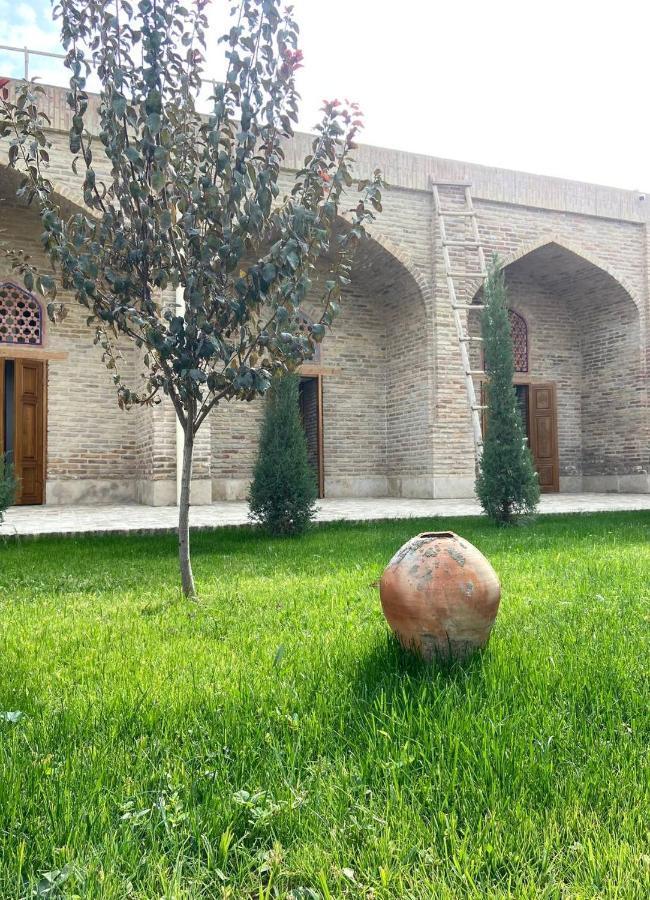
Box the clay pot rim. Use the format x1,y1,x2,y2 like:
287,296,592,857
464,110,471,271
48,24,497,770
416,530,458,539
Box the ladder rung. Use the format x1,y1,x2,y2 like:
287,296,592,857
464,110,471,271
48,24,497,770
431,178,472,187
435,175,485,462
447,270,487,278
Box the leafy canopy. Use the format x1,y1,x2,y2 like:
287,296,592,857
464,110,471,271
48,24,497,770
0,0,383,434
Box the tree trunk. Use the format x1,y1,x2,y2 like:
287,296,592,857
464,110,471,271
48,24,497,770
178,425,196,598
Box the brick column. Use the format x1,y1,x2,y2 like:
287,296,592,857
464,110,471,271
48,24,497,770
135,396,213,506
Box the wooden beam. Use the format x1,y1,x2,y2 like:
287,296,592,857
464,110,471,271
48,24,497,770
298,363,339,377
0,346,68,361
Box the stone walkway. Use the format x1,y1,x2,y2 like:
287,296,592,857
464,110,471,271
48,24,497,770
1,494,649,538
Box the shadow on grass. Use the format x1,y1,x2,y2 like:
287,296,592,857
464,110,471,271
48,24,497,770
347,632,490,707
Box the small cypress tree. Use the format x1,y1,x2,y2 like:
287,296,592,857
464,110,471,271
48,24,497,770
0,453,17,525
476,258,540,524
249,373,317,535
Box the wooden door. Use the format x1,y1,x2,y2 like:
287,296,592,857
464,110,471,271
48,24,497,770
0,359,4,461
298,375,324,498
13,359,45,504
529,383,559,493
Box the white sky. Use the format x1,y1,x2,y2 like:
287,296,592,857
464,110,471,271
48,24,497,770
2,0,649,190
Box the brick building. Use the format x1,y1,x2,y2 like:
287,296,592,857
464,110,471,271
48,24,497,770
1,84,648,505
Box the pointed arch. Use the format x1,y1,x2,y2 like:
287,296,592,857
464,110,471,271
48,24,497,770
0,160,94,222
468,234,648,490
467,235,642,315
362,229,433,308
502,236,639,310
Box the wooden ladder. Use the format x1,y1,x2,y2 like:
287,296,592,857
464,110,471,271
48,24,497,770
431,178,488,464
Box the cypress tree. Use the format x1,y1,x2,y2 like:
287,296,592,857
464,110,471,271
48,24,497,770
249,373,317,535
476,258,540,523
0,453,17,525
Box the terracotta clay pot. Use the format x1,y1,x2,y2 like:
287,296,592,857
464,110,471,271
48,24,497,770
379,531,501,661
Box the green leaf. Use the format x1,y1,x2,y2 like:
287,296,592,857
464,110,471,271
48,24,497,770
147,113,162,134
261,262,276,283
151,170,165,192
111,94,127,118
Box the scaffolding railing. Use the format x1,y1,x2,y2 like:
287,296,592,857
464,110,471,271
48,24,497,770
0,44,66,81
0,43,219,92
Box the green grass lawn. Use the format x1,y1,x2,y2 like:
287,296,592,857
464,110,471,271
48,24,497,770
1,512,649,898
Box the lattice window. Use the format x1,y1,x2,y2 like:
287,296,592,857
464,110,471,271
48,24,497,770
297,309,321,363
509,309,528,373
0,282,44,346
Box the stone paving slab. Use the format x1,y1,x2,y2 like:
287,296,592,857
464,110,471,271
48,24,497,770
1,494,649,539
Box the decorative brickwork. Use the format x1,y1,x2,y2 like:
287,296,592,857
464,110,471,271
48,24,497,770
509,310,528,373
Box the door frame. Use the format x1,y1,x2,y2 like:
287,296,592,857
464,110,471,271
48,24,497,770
481,376,560,493
0,356,48,505
300,363,337,500
525,380,559,493
316,374,324,499
298,373,324,499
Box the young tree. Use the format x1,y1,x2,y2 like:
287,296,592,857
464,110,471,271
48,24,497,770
476,258,540,523
0,0,382,595
0,454,17,525
249,373,317,534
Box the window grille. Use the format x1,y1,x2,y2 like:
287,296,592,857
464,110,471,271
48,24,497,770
509,309,528,373
297,310,321,363
0,282,44,346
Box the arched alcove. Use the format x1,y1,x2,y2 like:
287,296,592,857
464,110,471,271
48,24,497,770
471,240,648,491
0,162,142,505
211,229,433,500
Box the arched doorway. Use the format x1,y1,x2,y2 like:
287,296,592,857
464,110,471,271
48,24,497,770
0,282,47,504
471,241,648,492
296,310,324,498
320,231,433,498
209,231,433,500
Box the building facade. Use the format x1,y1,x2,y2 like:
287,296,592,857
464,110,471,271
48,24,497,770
1,84,648,505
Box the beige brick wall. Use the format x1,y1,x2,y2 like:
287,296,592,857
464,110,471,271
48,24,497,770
0,82,648,501
433,183,649,494
576,281,647,482
0,182,142,503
